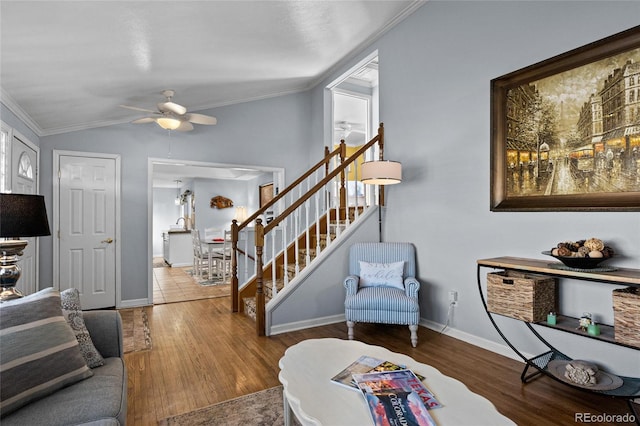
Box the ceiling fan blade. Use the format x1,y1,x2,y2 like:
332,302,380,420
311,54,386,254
185,113,217,125
158,101,187,116
131,117,155,124
120,104,157,113
175,121,194,132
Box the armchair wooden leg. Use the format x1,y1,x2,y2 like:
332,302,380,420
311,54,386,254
347,321,355,340
409,324,418,347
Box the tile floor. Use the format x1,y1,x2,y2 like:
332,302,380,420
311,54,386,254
152,258,230,304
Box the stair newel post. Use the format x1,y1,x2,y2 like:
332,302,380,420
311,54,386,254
377,123,386,207
324,146,330,177
231,220,239,312
339,140,347,220
255,218,266,336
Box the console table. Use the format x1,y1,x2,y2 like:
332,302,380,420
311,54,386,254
477,257,640,420
278,338,515,426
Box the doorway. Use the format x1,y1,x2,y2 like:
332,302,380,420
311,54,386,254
53,150,121,309
0,124,41,296
148,157,284,305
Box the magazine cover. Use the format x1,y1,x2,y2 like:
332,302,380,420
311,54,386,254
353,369,442,410
330,356,388,390
353,370,437,426
331,356,427,391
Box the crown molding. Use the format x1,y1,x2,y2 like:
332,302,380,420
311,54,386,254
0,88,43,137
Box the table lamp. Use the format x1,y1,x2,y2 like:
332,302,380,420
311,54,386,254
0,193,51,301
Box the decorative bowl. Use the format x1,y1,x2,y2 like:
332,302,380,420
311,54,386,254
542,251,611,269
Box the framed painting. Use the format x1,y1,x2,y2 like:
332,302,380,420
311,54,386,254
490,25,640,211
259,182,274,208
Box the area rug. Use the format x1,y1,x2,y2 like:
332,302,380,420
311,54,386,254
158,386,299,426
119,307,152,353
187,269,229,287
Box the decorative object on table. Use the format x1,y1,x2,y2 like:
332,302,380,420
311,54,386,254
612,286,640,348
547,312,557,325
210,195,233,209
486,270,556,322
547,360,623,390
578,312,592,331
352,369,437,426
0,193,51,301
587,322,601,336
490,25,640,212
543,237,615,269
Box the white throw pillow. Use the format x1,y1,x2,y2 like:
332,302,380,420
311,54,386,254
359,261,405,290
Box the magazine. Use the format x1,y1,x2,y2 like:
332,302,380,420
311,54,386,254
353,370,438,426
330,356,387,390
331,357,430,397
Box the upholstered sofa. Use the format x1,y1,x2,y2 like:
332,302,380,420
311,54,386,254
1,289,127,426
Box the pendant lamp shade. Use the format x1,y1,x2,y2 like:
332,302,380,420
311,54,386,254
361,160,402,185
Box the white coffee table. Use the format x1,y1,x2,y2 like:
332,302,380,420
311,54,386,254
278,338,515,426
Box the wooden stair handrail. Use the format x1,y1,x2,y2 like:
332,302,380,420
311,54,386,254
265,125,383,234
234,123,386,336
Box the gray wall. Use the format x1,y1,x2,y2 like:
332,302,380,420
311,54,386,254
309,1,639,375
38,92,312,301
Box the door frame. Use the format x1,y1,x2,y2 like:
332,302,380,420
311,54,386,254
147,157,285,304
1,122,41,294
53,150,122,307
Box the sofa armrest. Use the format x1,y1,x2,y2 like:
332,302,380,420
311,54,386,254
344,275,360,296
404,277,420,298
83,310,124,358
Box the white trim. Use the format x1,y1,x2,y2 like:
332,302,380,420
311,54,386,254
1,90,42,137
420,319,531,364
269,314,345,336
118,298,151,309
147,157,286,305
53,150,122,308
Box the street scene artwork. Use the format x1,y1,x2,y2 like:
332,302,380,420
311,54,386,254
505,47,640,200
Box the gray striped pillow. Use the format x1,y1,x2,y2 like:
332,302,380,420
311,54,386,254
0,287,93,417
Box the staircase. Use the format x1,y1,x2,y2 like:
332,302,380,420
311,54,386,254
230,124,388,335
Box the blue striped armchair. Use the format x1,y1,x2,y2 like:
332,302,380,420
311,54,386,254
344,242,421,347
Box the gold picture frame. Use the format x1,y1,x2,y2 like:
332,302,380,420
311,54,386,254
490,25,640,211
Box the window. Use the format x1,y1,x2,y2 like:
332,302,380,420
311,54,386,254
18,152,33,180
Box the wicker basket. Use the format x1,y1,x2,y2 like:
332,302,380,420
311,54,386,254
612,287,640,349
487,270,556,322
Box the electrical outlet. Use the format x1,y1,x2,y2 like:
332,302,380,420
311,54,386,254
448,290,458,305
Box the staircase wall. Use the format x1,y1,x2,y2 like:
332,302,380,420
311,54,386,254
266,208,380,335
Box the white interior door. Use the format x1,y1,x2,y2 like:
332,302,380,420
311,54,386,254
10,136,39,296
56,152,120,309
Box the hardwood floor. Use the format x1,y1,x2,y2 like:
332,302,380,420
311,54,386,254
124,296,636,425
152,262,229,305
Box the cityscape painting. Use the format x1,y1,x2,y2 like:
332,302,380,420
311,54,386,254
490,26,640,211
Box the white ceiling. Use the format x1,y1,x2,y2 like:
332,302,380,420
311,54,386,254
0,1,423,137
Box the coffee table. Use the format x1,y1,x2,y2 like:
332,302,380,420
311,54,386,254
278,338,515,426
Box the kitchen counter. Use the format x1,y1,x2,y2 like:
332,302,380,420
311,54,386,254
162,231,192,267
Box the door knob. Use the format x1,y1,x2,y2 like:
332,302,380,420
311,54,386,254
102,238,114,244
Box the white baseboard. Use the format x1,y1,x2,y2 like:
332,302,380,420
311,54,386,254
270,315,531,364
269,314,345,336
420,318,531,363
118,298,151,309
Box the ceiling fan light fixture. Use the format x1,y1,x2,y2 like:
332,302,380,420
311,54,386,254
156,117,181,130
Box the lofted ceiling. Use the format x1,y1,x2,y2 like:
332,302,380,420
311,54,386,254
0,1,423,137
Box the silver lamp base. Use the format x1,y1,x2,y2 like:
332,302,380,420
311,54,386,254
0,239,28,302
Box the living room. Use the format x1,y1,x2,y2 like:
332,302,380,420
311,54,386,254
1,1,639,424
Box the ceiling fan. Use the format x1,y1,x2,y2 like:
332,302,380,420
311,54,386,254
120,90,217,132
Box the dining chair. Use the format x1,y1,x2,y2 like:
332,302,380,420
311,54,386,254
191,229,213,279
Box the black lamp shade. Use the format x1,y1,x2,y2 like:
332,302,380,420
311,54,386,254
0,193,51,238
